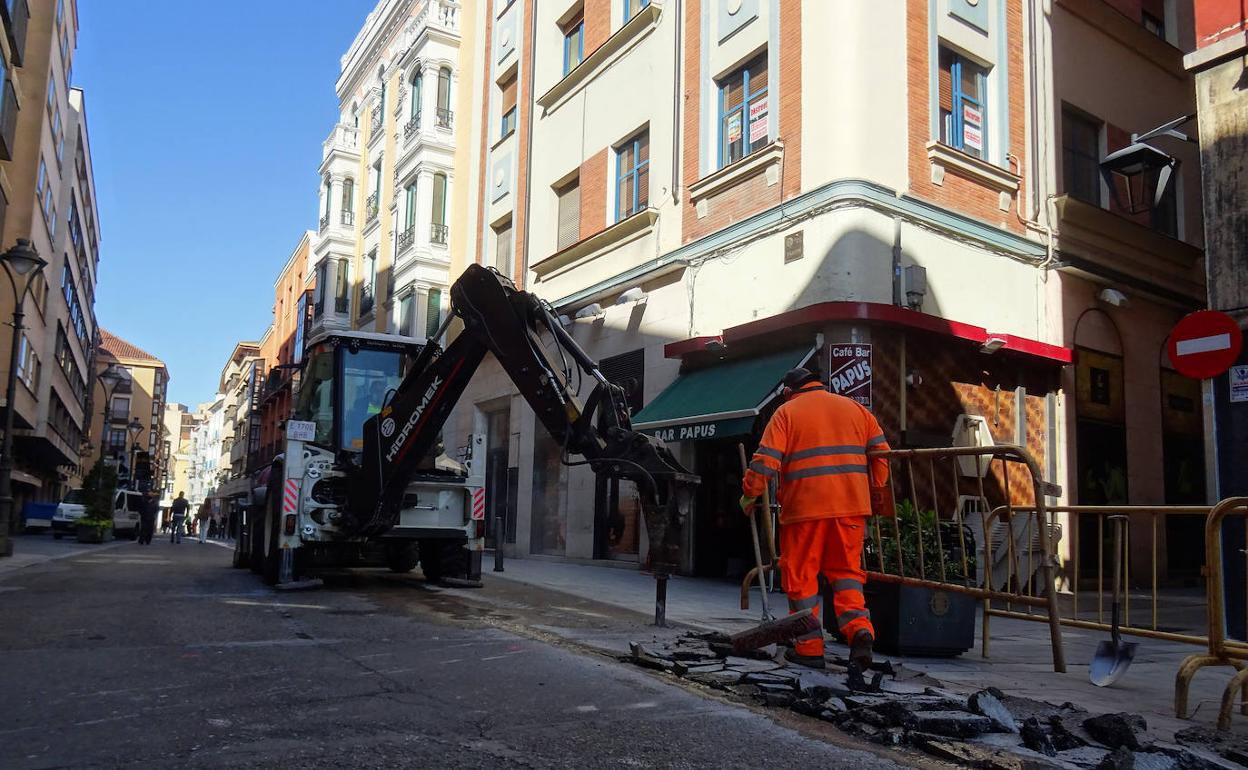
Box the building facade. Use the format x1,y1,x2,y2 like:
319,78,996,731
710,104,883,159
434,0,1207,580
1,0,102,522
86,330,169,491
1184,1,1248,506
159,403,196,511
310,0,483,344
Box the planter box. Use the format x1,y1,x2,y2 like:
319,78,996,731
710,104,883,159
825,580,976,657
76,523,112,544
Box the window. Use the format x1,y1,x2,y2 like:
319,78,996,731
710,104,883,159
361,249,377,314
436,67,453,128
493,219,513,273
399,294,414,337
314,260,327,317
938,47,988,159
411,71,423,120
341,177,354,223
499,73,517,138
431,172,448,244
426,288,442,337
615,130,649,221
1142,11,1164,39
556,177,580,250
108,429,126,453
1062,108,1101,204
36,159,48,219
46,75,54,113
1152,177,1178,238
111,396,130,420
322,177,332,220
624,0,650,22
718,54,769,168
52,104,63,164
562,11,585,75
335,258,349,313
404,182,417,230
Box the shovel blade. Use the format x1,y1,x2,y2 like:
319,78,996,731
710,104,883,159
1089,639,1139,687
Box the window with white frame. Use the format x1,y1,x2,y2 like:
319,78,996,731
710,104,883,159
615,130,649,221
938,46,989,160
717,53,769,169
362,249,377,315
431,173,448,244
425,288,442,337
398,293,414,337
499,72,517,138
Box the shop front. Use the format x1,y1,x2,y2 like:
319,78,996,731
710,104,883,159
631,345,817,578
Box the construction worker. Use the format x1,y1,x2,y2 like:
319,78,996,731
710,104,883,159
741,367,890,670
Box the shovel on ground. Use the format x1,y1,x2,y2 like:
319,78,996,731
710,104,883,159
1090,515,1138,687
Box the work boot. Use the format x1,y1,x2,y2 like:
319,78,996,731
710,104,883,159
849,629,874,670
784,647,826,670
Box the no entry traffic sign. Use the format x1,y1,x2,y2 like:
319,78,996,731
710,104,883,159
1167,310,1243,379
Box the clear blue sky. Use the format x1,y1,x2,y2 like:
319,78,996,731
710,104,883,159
75,0,376,407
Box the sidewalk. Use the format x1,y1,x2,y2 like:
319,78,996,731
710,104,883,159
482,556,1243,740
0,532,125,579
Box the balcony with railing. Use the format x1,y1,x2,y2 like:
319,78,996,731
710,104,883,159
398,226,415,252
404,113,421,143
319,213,329,232
341,210,355,227
436,108,453,130
321,123,359,162
431,223,449,246
370,105,384,138
335,293,350,314
360,283,375,316
366,193,379,223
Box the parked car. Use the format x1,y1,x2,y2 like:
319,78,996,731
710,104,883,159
51,489,87,539
112,490,145,540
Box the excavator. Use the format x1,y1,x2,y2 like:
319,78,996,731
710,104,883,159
235,264,697,620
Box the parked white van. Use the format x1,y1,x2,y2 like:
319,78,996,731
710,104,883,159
51,489,87,539
113,490,145,539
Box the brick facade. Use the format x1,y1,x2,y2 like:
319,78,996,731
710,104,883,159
579,148,608,240
584,0,612,53
905,0,1027,234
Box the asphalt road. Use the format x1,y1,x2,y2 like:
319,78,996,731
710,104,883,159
0,537,923,769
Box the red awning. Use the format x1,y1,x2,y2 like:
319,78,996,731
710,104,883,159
664,302,1072,364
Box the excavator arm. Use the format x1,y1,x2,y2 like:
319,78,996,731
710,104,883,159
350,264,697,593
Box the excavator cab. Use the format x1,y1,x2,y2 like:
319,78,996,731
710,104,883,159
292,332,423,456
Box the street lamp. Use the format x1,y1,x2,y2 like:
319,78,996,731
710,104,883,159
1099,114,1195,215
0,239,46,557
126,418,143,490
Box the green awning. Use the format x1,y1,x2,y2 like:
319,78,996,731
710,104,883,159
631,346,815,442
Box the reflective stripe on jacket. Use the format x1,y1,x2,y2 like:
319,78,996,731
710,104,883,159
742,384,891,522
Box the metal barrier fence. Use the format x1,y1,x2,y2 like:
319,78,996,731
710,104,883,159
863,444,1067,673
991,505,1214,646
1176,497,1248,730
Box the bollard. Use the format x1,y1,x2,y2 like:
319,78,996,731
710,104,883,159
654,574,668,627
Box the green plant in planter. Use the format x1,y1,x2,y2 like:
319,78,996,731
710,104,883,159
864,499,975,583
76,459,117,541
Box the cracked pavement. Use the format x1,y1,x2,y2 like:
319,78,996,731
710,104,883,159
0,537,926,769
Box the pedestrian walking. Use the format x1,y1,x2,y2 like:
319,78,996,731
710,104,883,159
197,503,211,544
170,491,190,544
741,367,891,671
138,493,158,545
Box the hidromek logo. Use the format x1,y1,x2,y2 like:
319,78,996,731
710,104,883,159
386,377,442,462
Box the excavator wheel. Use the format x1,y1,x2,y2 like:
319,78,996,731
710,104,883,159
385,542,420,573
418,540,467,582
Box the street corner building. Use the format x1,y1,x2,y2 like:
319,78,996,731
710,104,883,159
86,330,169,494
295,0,1213,587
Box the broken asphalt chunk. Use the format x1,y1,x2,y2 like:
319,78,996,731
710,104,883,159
685,669,743,688
903,710,995,739
1082,714,1148,752
1021,717,1059,757
971,689,1020,733
628,642,677,672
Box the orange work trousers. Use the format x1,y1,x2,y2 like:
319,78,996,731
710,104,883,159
779,516,873,657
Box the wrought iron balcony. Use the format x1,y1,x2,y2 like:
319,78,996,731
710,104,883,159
398,226,415,252
3,0,28,67
340,210,355,227
436,108,453,129
366,193,379,222
360,284,375,315
370,105,383,136
430,223,449,245
404,113,421,142
318,213,329,232
334,295,349,314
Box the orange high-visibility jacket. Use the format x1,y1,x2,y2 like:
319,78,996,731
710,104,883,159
743,384,891,523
